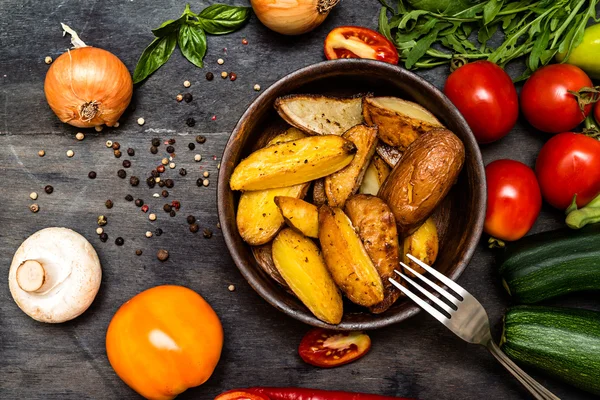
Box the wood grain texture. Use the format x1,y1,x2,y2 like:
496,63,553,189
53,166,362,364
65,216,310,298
0,1,598,399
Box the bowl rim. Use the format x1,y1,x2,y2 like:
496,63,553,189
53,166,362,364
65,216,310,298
217,59,486,330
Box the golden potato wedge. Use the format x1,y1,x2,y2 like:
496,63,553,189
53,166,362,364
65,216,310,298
363,96,443,151
237,184,308,245
402,217,439,276
230,135,357,191
266,127,306,146
376,142,403,168
274,196,319,238
318,205,384,307
252,243,290,290
359,155,391,196
272,228,343,325
312,179,327,206
378,128,465,237
274,94,364,136
345,194,403,314
325,125,378,207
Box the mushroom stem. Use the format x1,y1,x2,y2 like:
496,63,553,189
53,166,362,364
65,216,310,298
16,260,46,292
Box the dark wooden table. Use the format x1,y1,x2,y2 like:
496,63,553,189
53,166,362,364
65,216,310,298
0,1,598,399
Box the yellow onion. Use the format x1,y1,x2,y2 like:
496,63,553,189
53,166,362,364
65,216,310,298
44,30,133,129
251,0,340,35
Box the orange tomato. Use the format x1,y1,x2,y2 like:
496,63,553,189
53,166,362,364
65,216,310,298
106,285,223,400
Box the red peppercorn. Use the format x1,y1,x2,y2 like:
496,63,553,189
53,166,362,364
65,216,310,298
211,115,217,121
242,38,248,45
230,72,237,81
141,205,149,213
171,200,181,210
157,165,165,173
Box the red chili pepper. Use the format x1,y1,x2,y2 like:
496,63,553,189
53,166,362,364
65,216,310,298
216,387,412,400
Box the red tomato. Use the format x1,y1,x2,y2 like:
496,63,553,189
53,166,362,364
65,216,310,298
444,61,518,144
485,160,541,242
324,26,399,64
298,329,371,368
535,132,600,209
520,64,593,133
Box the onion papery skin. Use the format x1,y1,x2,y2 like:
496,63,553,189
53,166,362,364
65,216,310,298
250,0,333,36
44,47,133,128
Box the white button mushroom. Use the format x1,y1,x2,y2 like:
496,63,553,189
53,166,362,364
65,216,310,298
8,227,102,323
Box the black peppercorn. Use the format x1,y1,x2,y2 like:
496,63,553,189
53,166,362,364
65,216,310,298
183,93,193,103
115,237,124,246
122,160,131,168
158,181,165,187
117,169,127,179
135,249,142,256
127,148,135,156
112,142,120,150
188,142,195,150
130,176,140,186
165,179,174,188
189,223,199,233
114,149,122,158
135,199,144,207
88,171,97,179
105,199,114,209
149,170,157,178
166,145,175,153
152,138,160,147
195,135,206,144
146,177,156,188
187,215,196,224
99,233,108,242
203,228,213,238
206,72,214,81
125,194,134,202
196,178,203,187
186,117,196,127
170,210,176,217
161,190,169,198
44,185,54,194
155,228,163,236
150,146,158,154
179,168,187,176
163,204,172,212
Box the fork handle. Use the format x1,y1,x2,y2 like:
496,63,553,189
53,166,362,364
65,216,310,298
486,340,560,400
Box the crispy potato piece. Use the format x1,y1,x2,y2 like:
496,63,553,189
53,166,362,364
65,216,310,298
266,127,306,145
230,135,357,191
363,96,443,151
274,196,319,238
312,179,327,206
378,128,465,237
376,142,403,168
402,217,439,276
237,184,308,245
252,243,290,290
345,194,403,314
275,95,364,136
359,155,391,196
325,125,378,207
318,205,384,307
272,228,343,324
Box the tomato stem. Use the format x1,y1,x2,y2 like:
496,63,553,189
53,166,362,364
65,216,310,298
449,56,467,72
566,193,600,229
488,237,505,249
567,86,600,115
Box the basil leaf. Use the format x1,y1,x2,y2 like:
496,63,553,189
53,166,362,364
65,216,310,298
152,17,184,37
178,23,207,68
133,33,177,84
483,0,503,25
196,4,251,35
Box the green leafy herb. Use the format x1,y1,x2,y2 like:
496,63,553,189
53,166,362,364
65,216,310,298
133,3,251,83
378,0,600,79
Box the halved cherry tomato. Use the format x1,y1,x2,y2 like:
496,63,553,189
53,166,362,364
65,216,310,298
298,329,371,368
214,390,269,400
324,26,399,64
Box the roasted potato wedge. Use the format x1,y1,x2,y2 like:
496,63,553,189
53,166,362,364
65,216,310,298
237,184,308,245
376,142,403,168
378,128,465,237
345,194,403,314
325,125,378,207
274,196,319,238
275,95,364,136
272,228,343,324
252,243,290,290
363,96,443,151
359,155,391,196
318,205,384,307
402,217,439,276
230,135,357,191
266,127,306,145
312,179,327,206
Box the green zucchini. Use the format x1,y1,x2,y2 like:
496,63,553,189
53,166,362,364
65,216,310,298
501,305,600,395
498,224,600,303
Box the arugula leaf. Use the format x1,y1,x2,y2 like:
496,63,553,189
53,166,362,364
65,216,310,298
133,33,178,84
379,8,394,42
405,25,444,68
179,23,207,68
196,4,251,35
483,0,503,25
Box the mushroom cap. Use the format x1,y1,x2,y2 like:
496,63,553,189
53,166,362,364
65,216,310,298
9,227,102,323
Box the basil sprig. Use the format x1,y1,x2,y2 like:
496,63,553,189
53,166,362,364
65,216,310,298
133,3,251,84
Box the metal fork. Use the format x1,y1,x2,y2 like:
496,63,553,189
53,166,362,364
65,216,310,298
390,254,560,400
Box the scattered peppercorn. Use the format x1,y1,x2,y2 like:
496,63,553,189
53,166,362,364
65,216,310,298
179,168,187,176
228,284,236,292
95,126,103,132
183,80,191,88
44,185,54,194
171,200,181,210
161,158,169,165
30,204,39,213
206,71,214,81
211,115,217,121
88,171,97,179
203,229,213,238
66,149,74,157
137,117,145,125
187,143,196,151
45,56,53,64
158,181,165,188
155,228,163,236
99,233,108,242
136,249,143,256
117,169,127,179
97,215,107,226
242,38,248,45
203,171,210,178
106,140,113,148
127,148,135,156
221,71,228,79
254,84,261,91
130,176,140,186
112,142,120,150
38,150,45,157
203,179,209,187
189,223,199,233
194,154,202,162
96,227,103,235
157,249,169,261
176,94,183,102
115,237,124,246
76,132,85,141
168,138,176,145
216,222,221,229
196,135,206,144
196,178,203,187
105,199,114,209
165,179,174,188
230,72,237,81
166,145,175,153
150,146,158,154
114,149,122,158
29,192,38,200
135,199,144,207
183,93,193,103
163,204,172,213
161,190,169,198
145,231,153,238
186,215,196,224
152,138,161,147
157,165,166,173
125,194,134,202
149,213,157,221
147,177,156,188
114,122,120,128
169,210,176,217
169,162,176,169
122,160,131,168
141,205,149,213
186,117,196,127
